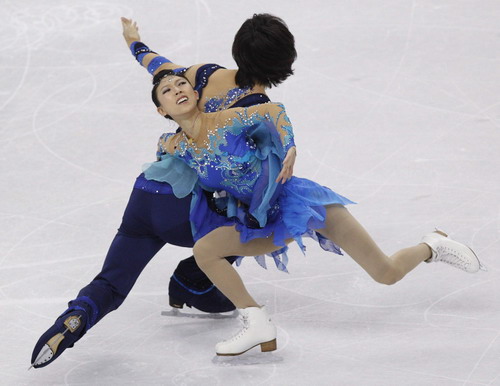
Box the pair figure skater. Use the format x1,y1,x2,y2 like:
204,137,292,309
141,69,482,356
31,13,298,368
31,15,482,366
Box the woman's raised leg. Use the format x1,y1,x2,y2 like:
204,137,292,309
315,204,432,285
316,204,482,283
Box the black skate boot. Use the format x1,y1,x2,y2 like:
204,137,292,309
168,256,235,313
169,274,235,313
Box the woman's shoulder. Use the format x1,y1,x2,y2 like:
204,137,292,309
184,65,235,84
208,68,238,83
158,131,179,142
158,131,183,154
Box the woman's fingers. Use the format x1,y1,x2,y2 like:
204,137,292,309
121,17,138,31
276,165,293,184
121,17,140,43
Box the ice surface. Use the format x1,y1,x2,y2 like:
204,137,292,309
1,0,499,385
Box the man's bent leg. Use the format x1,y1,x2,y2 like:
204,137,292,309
169,256,237,313
150,192,237,313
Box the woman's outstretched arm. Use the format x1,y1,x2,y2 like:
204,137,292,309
121,17,203,83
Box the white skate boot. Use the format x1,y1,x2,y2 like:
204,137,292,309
421,230,484,273
215,306,277,356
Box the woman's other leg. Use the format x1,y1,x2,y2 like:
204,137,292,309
193,226,291,308
193,226,290,355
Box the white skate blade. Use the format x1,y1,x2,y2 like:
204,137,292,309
469,247,487,272
212,351,282,366
161,309,238,319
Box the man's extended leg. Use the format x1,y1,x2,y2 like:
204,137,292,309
30,184,170,368
30,230,166,368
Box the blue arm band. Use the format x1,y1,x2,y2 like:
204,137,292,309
173,67,188,74
136,51,150,64
129,41,159,65
147,56,172,74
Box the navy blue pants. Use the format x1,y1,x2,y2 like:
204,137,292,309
74,175,198,325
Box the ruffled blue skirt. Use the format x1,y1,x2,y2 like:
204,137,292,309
189,176,354,272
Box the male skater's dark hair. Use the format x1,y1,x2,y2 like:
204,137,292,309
232,13,297,89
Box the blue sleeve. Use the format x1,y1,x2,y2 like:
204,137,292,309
237,103,295,156
272,103,295,154
129,41,187,75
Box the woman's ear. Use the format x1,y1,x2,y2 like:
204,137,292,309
194,90,199,101
157,106,167,117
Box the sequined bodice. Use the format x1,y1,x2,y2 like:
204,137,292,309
166,117,263,202
156,103,295,205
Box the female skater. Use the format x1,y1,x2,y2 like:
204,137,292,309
121,14,297,304
142,70,483,356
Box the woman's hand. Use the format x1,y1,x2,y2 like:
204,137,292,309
121,17,141,46
276,146,296,184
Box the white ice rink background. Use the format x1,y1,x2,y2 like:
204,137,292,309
1,0,499,385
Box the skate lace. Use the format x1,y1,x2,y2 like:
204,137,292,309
436,246,471,270
224,315,250,343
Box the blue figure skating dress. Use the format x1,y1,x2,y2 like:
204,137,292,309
144,103,354,272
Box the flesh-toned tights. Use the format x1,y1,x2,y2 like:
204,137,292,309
192,204,432,308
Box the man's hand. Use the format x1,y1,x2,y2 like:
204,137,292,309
121,17,141,47
276,146,296,184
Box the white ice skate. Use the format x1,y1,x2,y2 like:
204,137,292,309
421,229,484,273
215,306,277,356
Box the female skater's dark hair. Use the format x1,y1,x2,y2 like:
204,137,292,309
232,13,297,89
152,69,190,119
